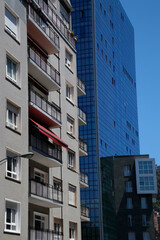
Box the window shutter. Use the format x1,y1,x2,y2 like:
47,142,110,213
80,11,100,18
5,8,17,37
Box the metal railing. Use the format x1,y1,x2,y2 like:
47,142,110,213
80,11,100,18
79,138,87,153
30,179,63,203
28,46,60,87
77,77,86,93
78,108,86,123
80,172,88,185
30,228,63,240
29,89,61,124
81,205,89,218
30,0,75,48
30,134,62,163
28,5,60,49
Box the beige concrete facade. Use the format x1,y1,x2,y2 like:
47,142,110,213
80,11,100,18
0,0,88,239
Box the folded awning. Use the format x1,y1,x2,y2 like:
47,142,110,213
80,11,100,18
30,118,68,149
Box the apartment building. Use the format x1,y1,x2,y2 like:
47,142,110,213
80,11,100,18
0,0,89,239
101,155,157,240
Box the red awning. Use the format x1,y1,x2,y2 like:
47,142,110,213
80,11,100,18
30,118,68,149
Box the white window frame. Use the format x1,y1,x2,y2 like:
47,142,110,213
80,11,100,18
6,54,19,84
68,150,75,170
6,150,21,181
67,116,74,136
6,101,20,131
69,222,76,240
5,6,19,40
69,185,76,206
65,51,72,70
34,168,48,183
33,212,48,230
5,199,21,234
66,82,74,103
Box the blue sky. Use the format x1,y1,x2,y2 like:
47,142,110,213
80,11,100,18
120,0,160,164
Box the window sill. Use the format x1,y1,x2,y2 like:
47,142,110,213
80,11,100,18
6,125,21,135
68,167,77,173
66,97,74,106
65,64,73,74
67,132,75,139
68,204,77,208
4,230,20,235
6,76,21,90
4,29,20,45
5,176,21,184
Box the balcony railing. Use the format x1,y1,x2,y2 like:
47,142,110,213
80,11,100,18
30,0,75,48
30,179,63,203
29,89,61,124
81,205,89,218
80,172,88,185
77,77,86,93
30,228,63,240
78,108,86,123
28,6,60,49
28,46,60,87
79,138,87,153
30,134,62,163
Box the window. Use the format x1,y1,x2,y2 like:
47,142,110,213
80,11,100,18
5,200,20,233
141,197,147,209
128,215,134,227
143,232,150,240
142,215,149,227
65,51,72,70
69,185,76,206
6,56,18,83
34,168,48,183
128,232,135,240
5,7,18,39
6,101,20,131
138,161,153,174
68,150,76,170
69,222,77,240
67,116,74,136
6,150,20,180
66,82,74,103
54,218,62,235
53,178,62,202
33,212,48,230
126,198,133,209
124,165,131,176
126,181,132,192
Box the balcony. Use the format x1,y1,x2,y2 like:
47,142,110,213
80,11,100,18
79,138,88,156
81,205,90,222
30,0,76,49
29,89,61,128
30,228,63,240
28,47,60,91
29,134,62,168
29,179,63,208
80,172,89,188
77,77,86,96
78,108,87,126
27,5,59,54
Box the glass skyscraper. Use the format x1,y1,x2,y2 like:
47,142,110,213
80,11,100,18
71,0,140,239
